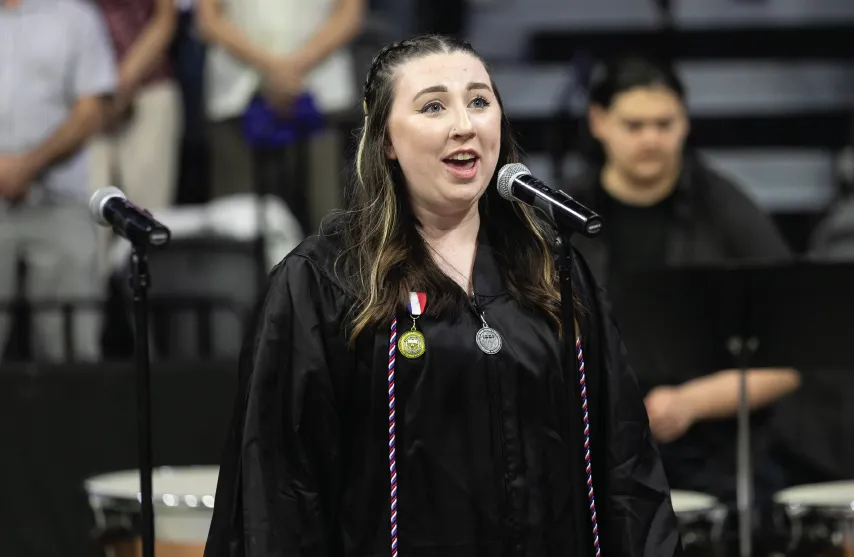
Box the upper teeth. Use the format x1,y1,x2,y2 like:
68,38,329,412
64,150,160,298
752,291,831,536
449,153,475,161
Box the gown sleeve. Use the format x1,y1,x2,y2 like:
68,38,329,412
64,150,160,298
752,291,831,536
588,275,684,556
204,254,342,557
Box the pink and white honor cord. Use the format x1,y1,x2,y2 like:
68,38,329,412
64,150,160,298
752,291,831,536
389,316,400,557
386,317,600,557
577,336,601,557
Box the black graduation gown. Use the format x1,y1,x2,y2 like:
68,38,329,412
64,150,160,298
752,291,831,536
203,227,683,557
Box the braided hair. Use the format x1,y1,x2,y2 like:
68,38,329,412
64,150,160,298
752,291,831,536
362,36,477,114
335,34,566,344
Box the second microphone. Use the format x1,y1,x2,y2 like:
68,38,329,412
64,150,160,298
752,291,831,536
89,187,171,248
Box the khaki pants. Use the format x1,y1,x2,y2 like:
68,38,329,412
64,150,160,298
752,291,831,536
0,204,101,362
208,116,344,234
89,80,183,278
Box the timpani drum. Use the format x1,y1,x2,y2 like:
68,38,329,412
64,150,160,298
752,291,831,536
774,481,854,557
671,490,728,557
85,466,219,557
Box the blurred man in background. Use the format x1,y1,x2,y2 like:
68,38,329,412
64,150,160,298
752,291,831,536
0,0,116,362
563,55,801,551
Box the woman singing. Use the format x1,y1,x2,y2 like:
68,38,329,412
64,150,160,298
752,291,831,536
204,35,682,557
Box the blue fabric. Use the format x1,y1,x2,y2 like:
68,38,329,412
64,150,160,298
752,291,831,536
242,93,325,149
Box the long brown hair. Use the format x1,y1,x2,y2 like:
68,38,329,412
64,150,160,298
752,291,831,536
333,35,566,344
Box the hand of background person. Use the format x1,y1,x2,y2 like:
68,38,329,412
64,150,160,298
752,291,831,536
644,385,696,444
0,153,37,201
261,56,305,114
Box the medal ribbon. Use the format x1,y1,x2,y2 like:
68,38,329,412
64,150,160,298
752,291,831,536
407,292,427,316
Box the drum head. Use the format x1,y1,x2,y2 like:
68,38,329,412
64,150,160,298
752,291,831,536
85,466,220,512
671,490,720,514
86,466,221,545
775,481,854,511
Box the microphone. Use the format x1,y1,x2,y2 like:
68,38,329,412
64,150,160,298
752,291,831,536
496,163,604,237
89,187,171,247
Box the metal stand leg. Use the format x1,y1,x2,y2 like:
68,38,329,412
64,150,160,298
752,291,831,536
728,335,759,557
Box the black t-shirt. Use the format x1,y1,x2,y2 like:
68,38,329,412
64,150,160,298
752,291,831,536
596,185,675,298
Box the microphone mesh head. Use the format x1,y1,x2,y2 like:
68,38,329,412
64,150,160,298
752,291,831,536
89,186,126,226
496,163,530,200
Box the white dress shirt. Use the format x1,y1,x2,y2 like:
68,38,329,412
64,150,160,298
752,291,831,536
204,0,356,120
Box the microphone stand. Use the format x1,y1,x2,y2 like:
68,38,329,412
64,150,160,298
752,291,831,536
721,268,760,557
554,229,595,557
728,335,758,557
727,269,760,557
130,243,155,557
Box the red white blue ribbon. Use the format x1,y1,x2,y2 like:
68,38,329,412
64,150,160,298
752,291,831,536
407,292,427,316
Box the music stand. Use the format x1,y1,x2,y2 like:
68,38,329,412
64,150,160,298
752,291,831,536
611,260,854,557
608,264,740,388
745,261,854,370
737,260,854,557
611,264,757,557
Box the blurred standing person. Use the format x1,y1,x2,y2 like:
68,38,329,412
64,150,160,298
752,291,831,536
89,0,180,278
0,0,116,361
197,0,364,234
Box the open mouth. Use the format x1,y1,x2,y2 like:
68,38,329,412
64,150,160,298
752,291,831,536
443,154,478,170
442,153,480,179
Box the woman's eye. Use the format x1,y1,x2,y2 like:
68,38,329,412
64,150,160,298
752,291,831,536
470,96,491,109
420,101,443,114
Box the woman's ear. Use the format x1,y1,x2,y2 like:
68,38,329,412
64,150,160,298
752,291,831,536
386,140,397,160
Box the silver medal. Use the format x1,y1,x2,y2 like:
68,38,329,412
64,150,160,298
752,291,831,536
476,326,502,354
475,312,502,354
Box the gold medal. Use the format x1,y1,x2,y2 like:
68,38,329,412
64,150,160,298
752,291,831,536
398,328,427,359
398,292,428,359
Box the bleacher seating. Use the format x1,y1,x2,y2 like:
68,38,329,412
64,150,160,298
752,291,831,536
465,0,854,245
